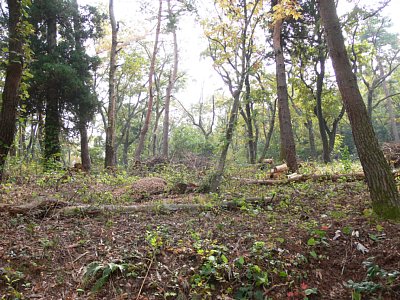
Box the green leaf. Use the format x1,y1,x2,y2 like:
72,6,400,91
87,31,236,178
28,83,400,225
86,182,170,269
221,254,228,264
305,288,318,295
310,251,318,259
307,238,317,246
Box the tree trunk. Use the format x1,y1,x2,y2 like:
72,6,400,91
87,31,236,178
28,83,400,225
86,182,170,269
135,0,162,161
305,118,317,159
122,122,130,166
210,91,241,192
105,0,118,168
315,53,331,162
44,14,61,165
0,0,24,181
151,96,163,157
318,0,400,219
242,74,256,164
378,61,399,142
258,99,277,162
273,18,298,172
79,123,91,171
162,0,178,159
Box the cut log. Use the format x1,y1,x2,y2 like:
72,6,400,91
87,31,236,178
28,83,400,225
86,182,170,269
273,163,288,173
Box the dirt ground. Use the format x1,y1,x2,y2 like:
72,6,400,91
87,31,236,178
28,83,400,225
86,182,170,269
1,171,400,299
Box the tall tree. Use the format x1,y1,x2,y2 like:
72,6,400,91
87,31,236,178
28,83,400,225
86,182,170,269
287,0,345,162
318,0,400,219
0,0,25,181
43,1,61,165
135,0,163,161
272,0,299,172
105,0,118,168
162,0,179,159
204,0,264,191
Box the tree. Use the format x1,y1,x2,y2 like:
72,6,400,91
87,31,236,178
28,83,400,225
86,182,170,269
105,0,118,168
204,0,264,191
348,14,400,141
42,0,61,165
318,0,400,219
28,0,102,168
287,0,345,162
0,0,25,181
161,0,179,159
135,0,163,161
272,0,300,171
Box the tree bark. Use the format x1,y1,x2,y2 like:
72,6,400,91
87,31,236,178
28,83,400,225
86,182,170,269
135,0,163,161
105,0,118,168
162,0,178,159
318,0,400,219
0,0,24,181
79,123,91,171
273,17,298,172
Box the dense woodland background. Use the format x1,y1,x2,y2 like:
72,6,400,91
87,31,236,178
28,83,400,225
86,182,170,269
1,0,400,299
0,0,398,170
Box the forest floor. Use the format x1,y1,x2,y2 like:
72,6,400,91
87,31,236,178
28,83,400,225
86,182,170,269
0,163,400,299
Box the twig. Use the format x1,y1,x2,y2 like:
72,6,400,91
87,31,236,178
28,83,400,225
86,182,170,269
136,254,154,300
72,251,89,264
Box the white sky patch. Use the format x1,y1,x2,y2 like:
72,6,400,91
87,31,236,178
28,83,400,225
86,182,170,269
79,0,400,109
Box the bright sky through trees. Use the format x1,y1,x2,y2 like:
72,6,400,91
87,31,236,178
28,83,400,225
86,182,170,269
78,0,400,106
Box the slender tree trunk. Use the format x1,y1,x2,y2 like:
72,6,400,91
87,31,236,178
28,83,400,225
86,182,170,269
44,14,61,165
367,87,373,119
162,0,178,159
305,118,317,159
122,122,130,166
152,96,163,157
105,0,118,168
79,123,91,171
0,0,24,181
378,61,399,142
135,0,162,161
273,17,298,172
243,74,256,163
259,99,277,162
315,55,331,162
210,91,241,192
319,0,400,219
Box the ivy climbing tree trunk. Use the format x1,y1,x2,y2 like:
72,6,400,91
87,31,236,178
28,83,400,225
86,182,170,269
0,0,24,181
135,0,162,161
318,0,400,219
273,15,298,172
44,13,61,165
105,0,118,168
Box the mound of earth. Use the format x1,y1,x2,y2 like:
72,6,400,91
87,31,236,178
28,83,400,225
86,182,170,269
131,177,167,195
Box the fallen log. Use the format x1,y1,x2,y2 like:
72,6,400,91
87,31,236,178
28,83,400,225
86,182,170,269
234,172,370,185
0,198,69,216
0,196,274,217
